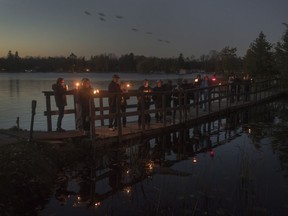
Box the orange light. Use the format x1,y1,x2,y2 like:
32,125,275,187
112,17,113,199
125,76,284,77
126,83,131,88
76,82,80,90
93,89,99,94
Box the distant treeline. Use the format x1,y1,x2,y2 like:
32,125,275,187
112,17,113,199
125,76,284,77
1,30,288,79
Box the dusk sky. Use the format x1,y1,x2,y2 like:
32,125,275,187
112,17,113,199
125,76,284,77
1,0,287,59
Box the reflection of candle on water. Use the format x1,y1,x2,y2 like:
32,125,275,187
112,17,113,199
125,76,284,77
95,202,101,207
192,157,197,163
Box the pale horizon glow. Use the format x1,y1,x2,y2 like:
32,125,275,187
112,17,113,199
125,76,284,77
0,0,287,59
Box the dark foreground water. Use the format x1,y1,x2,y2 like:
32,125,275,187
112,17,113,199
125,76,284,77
1,99,288,216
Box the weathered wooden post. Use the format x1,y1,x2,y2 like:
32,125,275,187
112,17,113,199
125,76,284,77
16,117,19,130
140,92,145,130
162,92,167,127
29,100,37,143
99,97,104,126
116,93,122,142
89,97,96,143
208,86,212,113
45,93,52,131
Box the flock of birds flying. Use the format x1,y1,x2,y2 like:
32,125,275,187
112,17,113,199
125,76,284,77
84,10,171,44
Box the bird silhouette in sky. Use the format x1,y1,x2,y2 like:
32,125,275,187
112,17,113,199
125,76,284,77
99,17,106,21
82,9,171,44
282,22,288,28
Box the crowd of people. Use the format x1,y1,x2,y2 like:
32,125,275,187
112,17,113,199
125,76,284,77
52,73,251,134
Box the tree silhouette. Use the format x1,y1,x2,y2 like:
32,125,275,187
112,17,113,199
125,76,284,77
244,31,276,78
275,25,288,78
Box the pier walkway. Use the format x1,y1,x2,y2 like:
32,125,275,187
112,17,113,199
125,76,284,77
1,78,285,145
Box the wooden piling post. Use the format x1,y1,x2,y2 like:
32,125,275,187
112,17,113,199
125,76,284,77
29,100,37,143
45,94,52,131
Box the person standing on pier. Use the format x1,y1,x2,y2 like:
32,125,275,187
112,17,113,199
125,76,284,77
120,81,130,127
108,74,121,130
200,75,211,111
137,79,153,127
193,74,202,107
162,80,173,116
152,80,164,122
52,77,68,132
77,78,94,135
171,79,184,120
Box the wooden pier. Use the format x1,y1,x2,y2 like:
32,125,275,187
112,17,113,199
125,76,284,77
36,78,284,144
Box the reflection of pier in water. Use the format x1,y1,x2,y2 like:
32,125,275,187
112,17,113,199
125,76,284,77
55,104,275,208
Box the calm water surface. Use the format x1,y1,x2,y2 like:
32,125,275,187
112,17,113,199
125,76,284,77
37,103,288,216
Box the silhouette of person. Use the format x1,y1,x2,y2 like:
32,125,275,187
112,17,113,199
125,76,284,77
52,77,68,132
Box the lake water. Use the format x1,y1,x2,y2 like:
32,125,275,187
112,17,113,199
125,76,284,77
39,103,288,215
0,72,199,131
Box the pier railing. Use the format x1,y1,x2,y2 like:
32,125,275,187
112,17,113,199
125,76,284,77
42,78,283,135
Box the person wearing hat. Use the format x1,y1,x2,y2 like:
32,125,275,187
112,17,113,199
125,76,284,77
108,74,121,130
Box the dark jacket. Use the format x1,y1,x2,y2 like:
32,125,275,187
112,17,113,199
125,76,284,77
138,86,153,110
52,83,67,107
108,81,122,106
77,86,94,116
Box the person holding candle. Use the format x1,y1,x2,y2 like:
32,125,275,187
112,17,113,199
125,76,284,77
120,81,130,127
137,79,153,127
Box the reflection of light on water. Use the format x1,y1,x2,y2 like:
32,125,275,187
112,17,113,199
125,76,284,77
192,157,197,163
145,160,155,174
147,162,154,170
123,186,132,195
248,128,251,134
94,202,101,207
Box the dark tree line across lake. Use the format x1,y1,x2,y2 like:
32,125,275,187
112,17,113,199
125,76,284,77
1,29,288,79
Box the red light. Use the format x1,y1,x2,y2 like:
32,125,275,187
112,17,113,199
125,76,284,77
210,149,214,158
